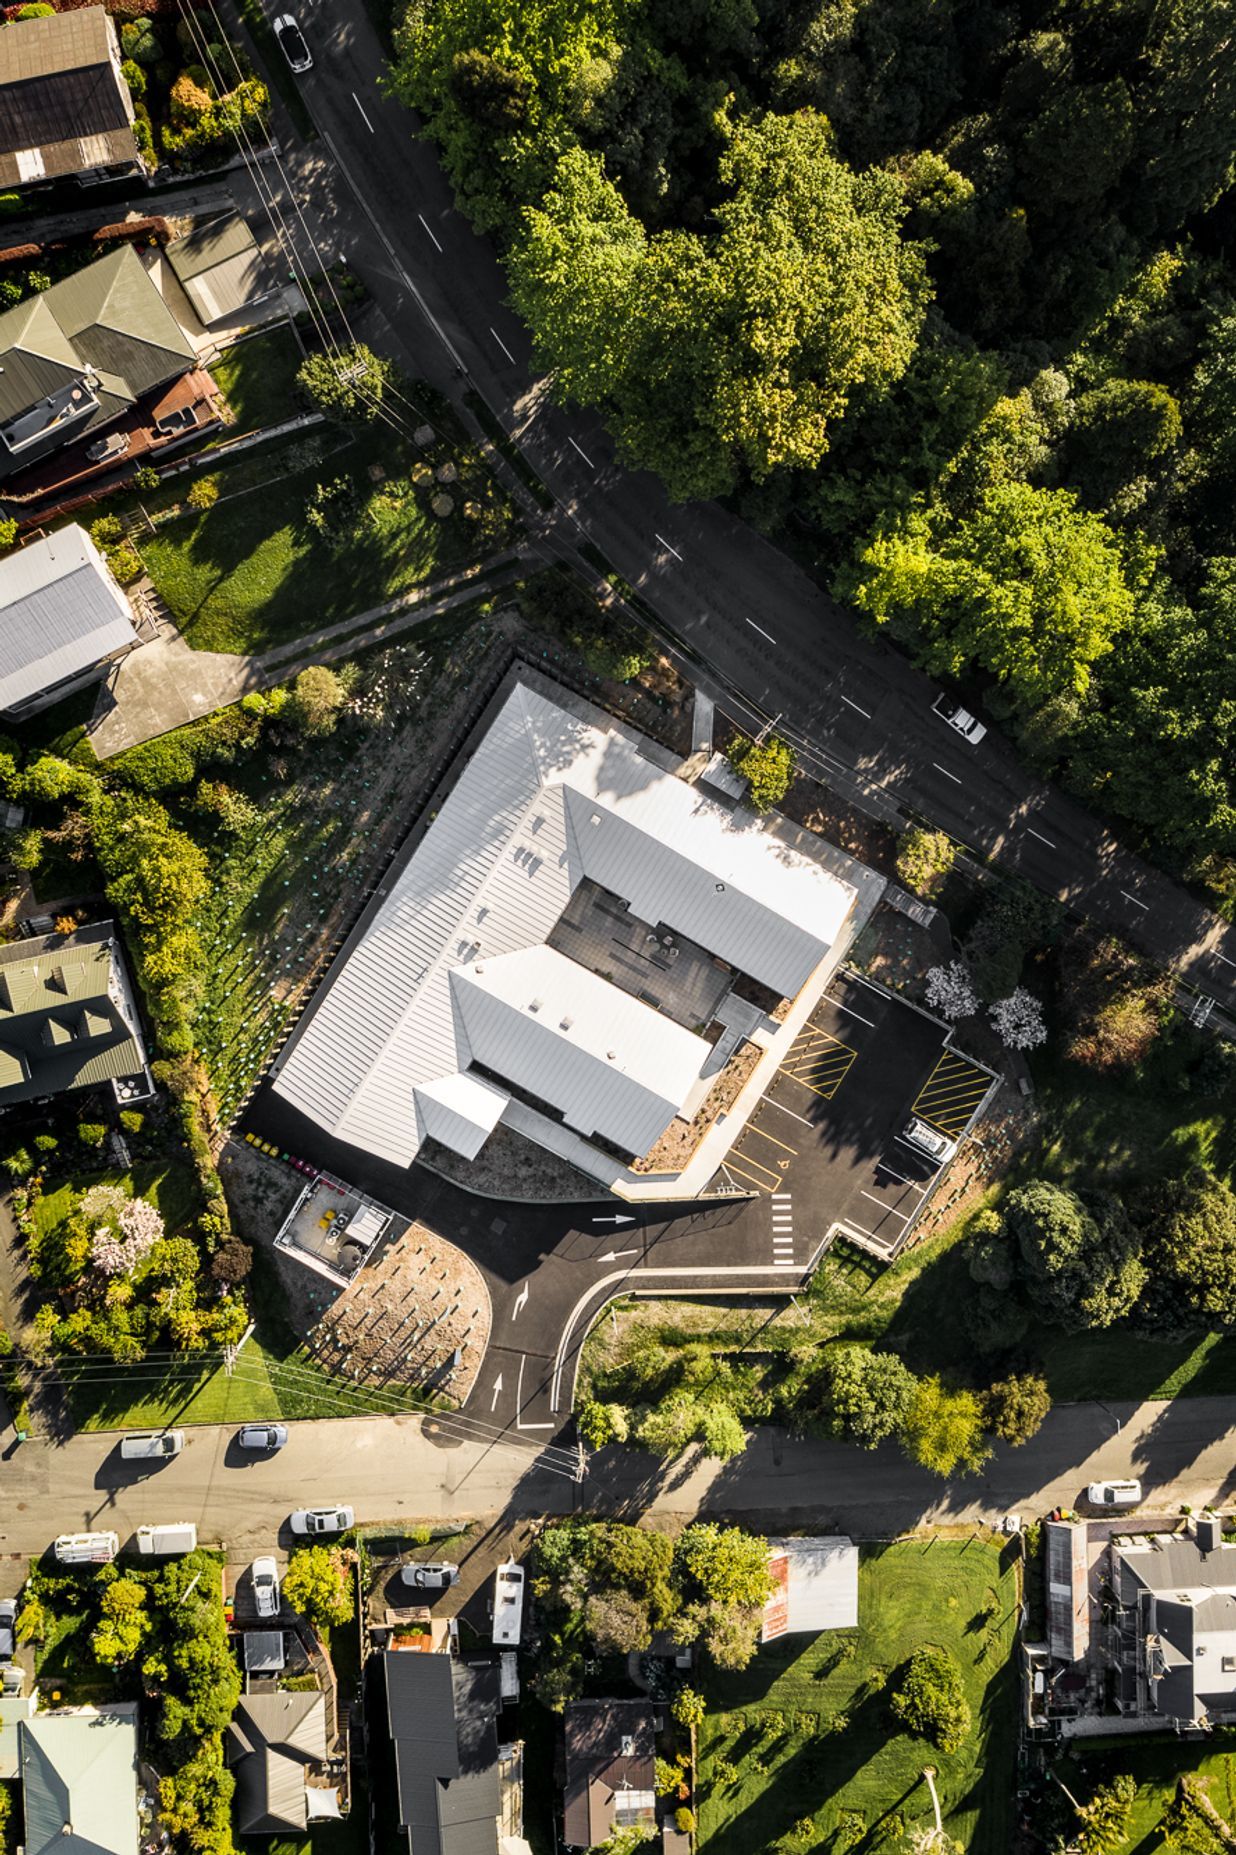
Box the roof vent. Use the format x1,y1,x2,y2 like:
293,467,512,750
715,882,726,893
560,1016,573,1031
590,812,602,826
528,998,543,1013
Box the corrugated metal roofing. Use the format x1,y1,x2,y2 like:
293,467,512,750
0,12,138,191
0,525,134,712
416,1071,510,1161
275,680,865,1168
20,1709,139,1855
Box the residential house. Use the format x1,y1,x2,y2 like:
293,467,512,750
0,525,136,718
382,1652,503,1855
0,243,203,484
272,672,885,1195
225,1691,341,1835
18,1703,139,1855
562,1701,657,1851
0,8,144,192
1112,1516,1236,1729
0,922,152,1110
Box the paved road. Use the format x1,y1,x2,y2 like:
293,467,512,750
5,1393,1236,1571
229,0,1236,1013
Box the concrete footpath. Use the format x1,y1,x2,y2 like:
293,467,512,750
4,1393,1236,1568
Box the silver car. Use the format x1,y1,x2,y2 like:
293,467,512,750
239,1424,288,1452
289,1506,353,1537
0,1599,16,1662
251,1557,281,1620
400,1561,459,1590
273,13,312,71
933,694,987,745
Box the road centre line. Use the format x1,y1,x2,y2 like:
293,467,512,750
931,761,963,785
824,996,876,1027
351,91,375,133
860,1192,911,1221
416,212,443,252
745,617,777,644
568,435,595,469
1026,826,1057,848
654,532,684,562
1121,890,1150,911
839,693,872,719
489,325,517,363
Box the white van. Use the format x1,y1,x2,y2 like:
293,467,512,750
54,1531,119,1565
492,1561,525,1648
136,1523,198,1556
120,1430,186,1462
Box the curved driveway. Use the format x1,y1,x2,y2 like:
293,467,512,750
241,0,1236,1010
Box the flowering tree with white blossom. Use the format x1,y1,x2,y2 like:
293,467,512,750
989,988,1048,1049
925,962,978,1020
85,1189,164,1277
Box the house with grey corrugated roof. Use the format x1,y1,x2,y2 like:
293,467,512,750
1113,1518,1236,1729
0,525,137,717
225,1690,340,1835
0,921,151,1109
0,7,144,193
166,214,279,328
18,1703,139,1855
382,1653,502,1855
0,244,196,482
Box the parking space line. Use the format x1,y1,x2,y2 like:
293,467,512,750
822,997,876,1027
786,1070,849,1102
767,1097,813,1127
727,1149,781,1185
749,1124,797,1157
725,1159,774,1192
875,1162,921,1187
860,1192,910,1221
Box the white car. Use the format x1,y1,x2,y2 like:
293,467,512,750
238,1423,288,1452
1088,1479,1142,1508
0,1600,16,1661
902,1117,957,1165
289,1506,353,1537
273,13,312,72
252,1557,281,1620
933,694,987,745
400,1561,459,1590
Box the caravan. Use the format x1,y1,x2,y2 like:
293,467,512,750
492,1560,525,1648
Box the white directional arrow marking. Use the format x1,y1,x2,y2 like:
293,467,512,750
511,1285,530,1320
489,1374,504,1412
592,1214,636,1226
598,1248,639,1262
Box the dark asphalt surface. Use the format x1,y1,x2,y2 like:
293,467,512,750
237,0,1236,1017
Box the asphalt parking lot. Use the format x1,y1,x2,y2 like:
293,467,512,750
718,970,997,1258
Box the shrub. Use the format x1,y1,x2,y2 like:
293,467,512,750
4,1148,33,1180
674,1808,695,1835
121,20,162,66
305,474,358,547
989,987,1048,1049
91,514,125,549
16,4,56,16
577,1397,630,1448
119,1110,145,1136
120,57,147,96
283,1546,352,1632
924,961,978,1020
726,733,795,812
890,1646,971,1752
672,1686,705,1731
76,1122,107,1149
133,464,160,492
896,826,957,899
209,1237,253,1284
186,475,220,509
171,71,214,120
0,515,17,553
297,342,393,422
107,542,144,586
33,1133,57,1156
288,664,345,736
8,825,44,871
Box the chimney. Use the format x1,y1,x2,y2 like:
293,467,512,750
1196,1514,1222,1554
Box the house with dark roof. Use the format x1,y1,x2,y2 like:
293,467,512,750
18,1703,139,1855
0,524,136,718
562,1701,657,1850
0,243,198,482
382,1653,502,1855
225,1691,341,1835
0,922,151,1109
1113,1517,1236,1729
0,7,145,192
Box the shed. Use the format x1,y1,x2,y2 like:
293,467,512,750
0,527,134,717
166,216,278,327
762,1536,859,1641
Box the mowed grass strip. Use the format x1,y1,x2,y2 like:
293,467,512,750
699,1538,1018,1855
210,327,306,435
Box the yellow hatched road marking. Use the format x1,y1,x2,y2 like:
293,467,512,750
726,1157,778,1193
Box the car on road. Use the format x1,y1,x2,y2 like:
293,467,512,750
1087,1478,1142,1508
290,1505,354,1537
932,693,987,745
238,1423,288,1452
252,1557,281,1619
902,1117,957,1165
120,1429,185,1462
273,13,312,71
0,1599,16,1661
400,1561,459,1590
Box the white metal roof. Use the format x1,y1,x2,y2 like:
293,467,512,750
0,526,133,711
415,1070,510,1160
452,945,709,1156
762,1537,859,1638
274,679,865,1168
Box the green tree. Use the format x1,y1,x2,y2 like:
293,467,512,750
282,1546,351,1631
820,1344,917,1449
890,1646,971,1753
585,1588,653,1654
727,734,795,812
1006,1181,1147,1331
1149,1172,1236,1327
1075,1773,1137,1854
900,1377,991,1478
297,343,393,423
576,1397,630,1448
672,1685,705,1731
91,1574,150,1664
983,1373,1051,1446
92,792,209,992
289,665,345,737
962,878,1062,1002
895,827,957,900
849,484,1141,713
674,1523,771,1608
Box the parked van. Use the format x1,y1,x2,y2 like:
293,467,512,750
54,1531,119,1565
492,1561,525,1648
136,1523,198,1556
120,1429,185,1462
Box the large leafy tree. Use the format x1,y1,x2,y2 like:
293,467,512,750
1147,1171,1236,1326
510,113,927,498
848,482,1141,712
1004,1181,1147,1331
899,1376,990,1478
820,1343,917,1449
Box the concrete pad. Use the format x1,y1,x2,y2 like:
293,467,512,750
89,633,253,757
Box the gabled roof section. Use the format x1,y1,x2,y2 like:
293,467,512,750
273,676,880,1170
0,922,144,1104
52,246,197,398
383,1655,500,1855
225,1692,329,1836
19,1707,139,1855
0,524,135,714
0,9,139,192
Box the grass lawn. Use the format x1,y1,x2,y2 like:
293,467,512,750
1054,1733,1236,1846
699,1538,1019,1855
34,1164,201,1244
139,422,516,654
211,327,305,434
